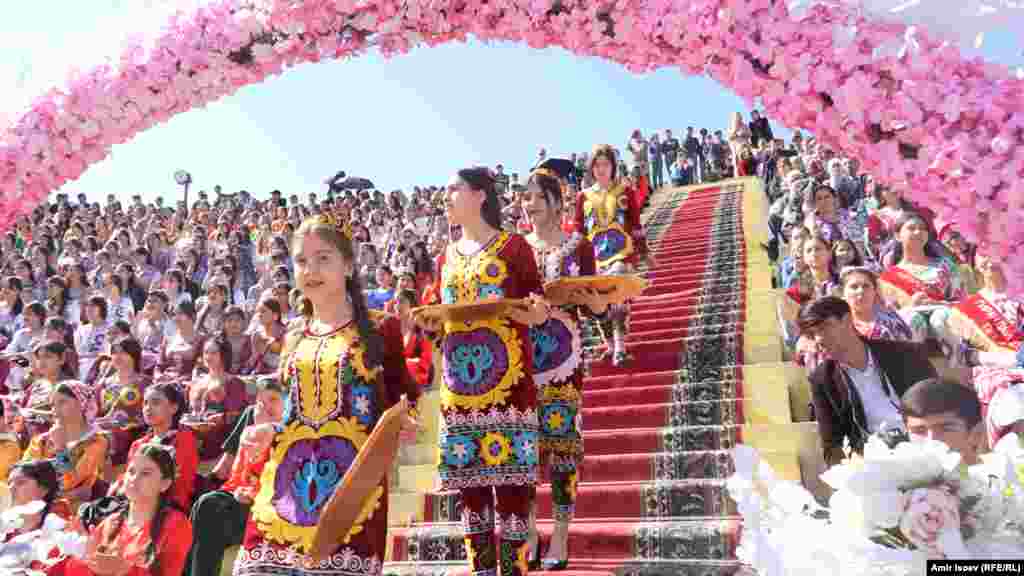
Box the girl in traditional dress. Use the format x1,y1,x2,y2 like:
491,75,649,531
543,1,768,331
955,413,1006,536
134,291,172,374
1,460,65,570
878,213,964,344
23,381,108,513
0,300,46,394
839,267,913,341
95,337,151,468
785,234,842,372
221,306,253,375
183,336,246,462
107,383,198,514
153,302,203,386
48,444,194,576
521,168,607,570
947,246,1024,369
246,298,285,376
575,145,649,367
231,214,417,576
419,167,550,576
74,296,111,384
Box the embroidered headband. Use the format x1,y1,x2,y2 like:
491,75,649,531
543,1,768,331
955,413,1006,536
303,212,353,242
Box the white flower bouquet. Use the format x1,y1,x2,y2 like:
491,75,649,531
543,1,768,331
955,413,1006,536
0,501,88,575
727,435,1024,576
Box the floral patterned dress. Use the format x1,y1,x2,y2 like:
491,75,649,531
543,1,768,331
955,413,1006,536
95,372,151,466
526,232,595,521
575,181,647,274
233,315,414,576
434,232,543,490
879,260,964,342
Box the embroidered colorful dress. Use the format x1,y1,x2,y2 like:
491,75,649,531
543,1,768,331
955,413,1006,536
574,181,646,274
433,231,542,576
526,232,595,522
878,260,964,342
23,428,109,511
949,291,1024,446
434,232,542,490
95,373,151,466
233,315,413,576
852,308,914,342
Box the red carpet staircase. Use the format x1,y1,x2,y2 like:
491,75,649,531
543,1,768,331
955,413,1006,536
385,183,753,576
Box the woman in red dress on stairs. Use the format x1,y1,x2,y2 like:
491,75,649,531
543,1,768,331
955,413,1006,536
419,167,550,576
521,166,608,570
575,145,649,367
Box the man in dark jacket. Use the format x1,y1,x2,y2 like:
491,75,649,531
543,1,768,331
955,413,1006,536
799,297,937,465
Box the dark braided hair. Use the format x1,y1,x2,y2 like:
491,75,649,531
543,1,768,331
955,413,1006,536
8,459,60,526
105,443,178,574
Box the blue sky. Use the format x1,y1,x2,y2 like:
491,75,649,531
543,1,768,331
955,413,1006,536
1,2,1020,204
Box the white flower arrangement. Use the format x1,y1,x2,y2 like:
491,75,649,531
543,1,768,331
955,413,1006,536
727,435,1024,576
0,500,88,574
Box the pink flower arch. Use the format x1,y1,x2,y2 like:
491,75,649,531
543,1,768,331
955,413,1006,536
1,0,1022,291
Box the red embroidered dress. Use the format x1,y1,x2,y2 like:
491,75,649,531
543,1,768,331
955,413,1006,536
232,315,414,576
525,232,595,520
434,232,543,490
574,181,647,272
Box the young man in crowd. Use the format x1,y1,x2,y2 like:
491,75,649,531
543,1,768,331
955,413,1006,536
798,296,937,465
900,377,985,467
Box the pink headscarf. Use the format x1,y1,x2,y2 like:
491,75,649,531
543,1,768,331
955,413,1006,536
58,380,98,424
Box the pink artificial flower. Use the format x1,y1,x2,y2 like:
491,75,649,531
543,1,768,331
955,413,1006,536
898,486,962,558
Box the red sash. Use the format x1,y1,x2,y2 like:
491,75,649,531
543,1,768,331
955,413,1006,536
955,294,1023,350
880,266,946,303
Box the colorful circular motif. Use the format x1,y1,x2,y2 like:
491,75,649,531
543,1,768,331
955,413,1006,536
480,432,512,466
593,228,628,262
512,431,539,467
540,403,575,437
530,318,574,374
477,284,504,299
442,434,478,468
273,436,355,527
442,327,509,397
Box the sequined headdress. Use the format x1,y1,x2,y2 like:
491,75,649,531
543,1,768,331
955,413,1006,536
302,212,353,242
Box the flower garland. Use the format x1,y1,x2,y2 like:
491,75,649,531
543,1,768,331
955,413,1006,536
727,437,1024,575
0,0,1022,291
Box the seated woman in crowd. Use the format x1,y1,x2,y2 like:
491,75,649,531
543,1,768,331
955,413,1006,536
153,302,202,385
778,227,810,289
95,337,152,469
182,337,246,462
220,306,252,374
187,377,286,576
840,267,913,341
0,300,46,395
396,288,433,390
74,296,112,384
804,183,866,257
831,238,864,271
0,276,26,339
0,400,22,491
109,383,197,512
16,339,75,441
47,277,81,330
937,223,978,296
780,233,839,354
85,320,133,386
246,298,285,376
866,185,937,265
49,444,193,576
103,275,135,325
161,269,192,310
195,282,228,336
133,291,172,374
23,381,108,512
0,460,66,567
878,212,964,343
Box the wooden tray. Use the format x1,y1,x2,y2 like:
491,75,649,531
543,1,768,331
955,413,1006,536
543,274,647,306
310,397,408,561
411,298,526,324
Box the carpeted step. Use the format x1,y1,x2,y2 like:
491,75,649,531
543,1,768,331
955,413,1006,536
581,450,735,483
583,379,743,408
582,369,679,391
581,398,742,431
421,480,736,524
389,518,741,564
583,425,739,456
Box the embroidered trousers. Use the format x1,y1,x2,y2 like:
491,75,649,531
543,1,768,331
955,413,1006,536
460,485,533,576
